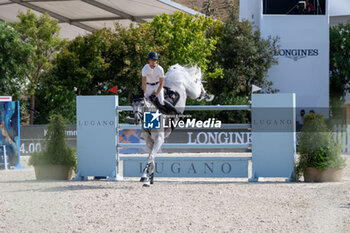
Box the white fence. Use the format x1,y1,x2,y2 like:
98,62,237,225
333,124,350,153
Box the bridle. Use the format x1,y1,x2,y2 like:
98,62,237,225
132,97,144,122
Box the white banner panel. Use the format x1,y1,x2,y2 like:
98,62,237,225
260,15,329,111
76,96,118,180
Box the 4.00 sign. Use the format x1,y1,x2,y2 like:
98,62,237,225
20,143,42,155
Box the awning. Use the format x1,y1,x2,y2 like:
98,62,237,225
0,0,201,39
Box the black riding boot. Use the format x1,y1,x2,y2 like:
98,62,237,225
163,100,180,115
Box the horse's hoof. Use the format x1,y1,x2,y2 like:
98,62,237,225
143,182,151,187
205,94,214,102
140,177,147,182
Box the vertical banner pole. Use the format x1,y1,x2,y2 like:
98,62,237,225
250,93,296,182
116,99,123,180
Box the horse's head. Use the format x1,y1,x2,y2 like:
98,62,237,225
131,93,145,125
189,67,215,102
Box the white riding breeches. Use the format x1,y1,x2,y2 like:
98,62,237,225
145,83,164,105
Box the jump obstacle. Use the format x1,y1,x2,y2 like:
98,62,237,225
75,94,296,181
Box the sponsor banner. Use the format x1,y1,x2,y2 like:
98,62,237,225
20,125,251,154
163,129,250,153
20,125,142,155
122,156,250,178
20,125,77,155
275,49,319,61
260,15,329,112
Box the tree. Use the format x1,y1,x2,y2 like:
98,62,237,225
189,9,279,123
329,23,350,120
209,11,279,98
0,22,33,100
110,23,166,103
15,10,65,124
41,12,221,123
39,28,116,123
150,11,222,79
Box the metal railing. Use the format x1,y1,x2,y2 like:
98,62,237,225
117,105,251,112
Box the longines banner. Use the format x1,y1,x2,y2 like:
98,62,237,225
20,125,251,154
240,2,330,123
260,15,329,121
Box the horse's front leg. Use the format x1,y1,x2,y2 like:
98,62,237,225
140,132,153,182
197,83,214,102
143,133,164,187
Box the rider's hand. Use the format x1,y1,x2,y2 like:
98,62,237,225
155,93,159,97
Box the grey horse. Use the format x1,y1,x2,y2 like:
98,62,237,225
132,64,213,187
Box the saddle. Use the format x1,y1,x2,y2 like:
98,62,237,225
150,86,180,115
164,86,180,106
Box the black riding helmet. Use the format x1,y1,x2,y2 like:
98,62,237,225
147,51,158,60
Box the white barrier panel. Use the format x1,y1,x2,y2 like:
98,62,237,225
251,93,296,180
75,96,119,180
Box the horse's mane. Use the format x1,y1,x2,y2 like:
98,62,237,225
165,64,202,85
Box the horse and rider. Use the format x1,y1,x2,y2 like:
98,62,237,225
132,51,214,187
141,51,180,115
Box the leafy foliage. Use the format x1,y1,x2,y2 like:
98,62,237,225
0,22,33,100
190,10,279,123
15,10,65,124
329,23,350,121
150,12,222,78
294,113,346,180
186,93,251,123
29,114,76,169
39,29,116,123
110,24,165,104
39,12,221,123
209,13,279,97
330,24,350,91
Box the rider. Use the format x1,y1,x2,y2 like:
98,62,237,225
142,51,179,114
